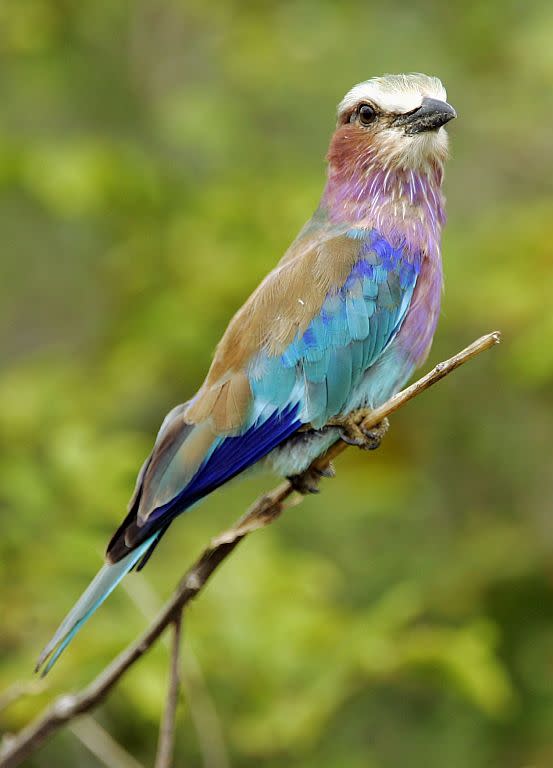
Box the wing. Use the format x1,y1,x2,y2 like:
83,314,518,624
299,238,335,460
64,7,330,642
248,228,420,428
107,225,419,562
106,222,346,560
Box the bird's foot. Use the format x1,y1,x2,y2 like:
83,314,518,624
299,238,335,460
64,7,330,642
329,411,390,451
287,462,336,495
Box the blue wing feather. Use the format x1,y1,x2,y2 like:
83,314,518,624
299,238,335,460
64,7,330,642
350,339,364,382
325,346,352,414
148,404,302,525
305,378,327,424
250,227,419,429
346,293,370,339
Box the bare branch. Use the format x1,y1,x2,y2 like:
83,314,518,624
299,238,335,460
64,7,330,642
155,613,183,768
0,331,500,768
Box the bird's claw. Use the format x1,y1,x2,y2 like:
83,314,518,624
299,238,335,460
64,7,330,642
287,462,336,495
334,412,390,451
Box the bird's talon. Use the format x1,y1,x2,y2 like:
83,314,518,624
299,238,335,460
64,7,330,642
287,463,335,495
287,474,320,494
337,414,389,451
360,432,383,450
318,462,336,479
338,428,365,447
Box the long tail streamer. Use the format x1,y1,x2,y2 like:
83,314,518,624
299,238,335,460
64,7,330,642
36,534,158,676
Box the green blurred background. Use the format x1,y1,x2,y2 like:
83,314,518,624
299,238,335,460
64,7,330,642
1,1,553,766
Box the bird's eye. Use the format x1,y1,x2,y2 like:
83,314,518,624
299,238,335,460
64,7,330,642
358,103,376,125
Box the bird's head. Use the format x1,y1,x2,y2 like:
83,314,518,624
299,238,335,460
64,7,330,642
329,73,456,173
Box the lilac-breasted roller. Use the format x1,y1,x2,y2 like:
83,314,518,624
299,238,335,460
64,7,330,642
37,73,456,673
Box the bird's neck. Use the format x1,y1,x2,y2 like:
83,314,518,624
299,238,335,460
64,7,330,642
322,156,446,259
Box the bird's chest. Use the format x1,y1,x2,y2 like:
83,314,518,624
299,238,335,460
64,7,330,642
345,235,442,410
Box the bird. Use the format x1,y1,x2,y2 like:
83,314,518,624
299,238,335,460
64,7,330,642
37,73,456,674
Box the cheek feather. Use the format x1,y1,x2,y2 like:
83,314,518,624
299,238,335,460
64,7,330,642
326,125,375,174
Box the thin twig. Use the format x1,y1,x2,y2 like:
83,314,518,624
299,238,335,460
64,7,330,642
180,647,231,768
155,612,183,768
0,682,46,715
0,331,501,768
123,576,231,768
69,715,146,768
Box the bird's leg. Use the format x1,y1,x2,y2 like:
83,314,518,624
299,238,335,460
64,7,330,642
287,412,390,493
328,410,390,451
287,462,336,495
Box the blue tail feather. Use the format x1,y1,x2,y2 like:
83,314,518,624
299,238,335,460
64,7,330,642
36,533,158,676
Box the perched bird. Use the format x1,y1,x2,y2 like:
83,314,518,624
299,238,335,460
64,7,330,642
37,73,456,673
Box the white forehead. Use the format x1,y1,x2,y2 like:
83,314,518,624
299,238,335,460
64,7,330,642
338,73,447,115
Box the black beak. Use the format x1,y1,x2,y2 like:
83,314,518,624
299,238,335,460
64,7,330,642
395,97,457,135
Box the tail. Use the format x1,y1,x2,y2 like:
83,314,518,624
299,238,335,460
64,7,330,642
36,533,158,676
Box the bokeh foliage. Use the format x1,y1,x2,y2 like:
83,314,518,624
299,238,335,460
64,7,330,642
1,1,553,766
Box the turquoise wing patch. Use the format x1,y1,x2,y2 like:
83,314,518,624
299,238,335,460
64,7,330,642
249,230,420,428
